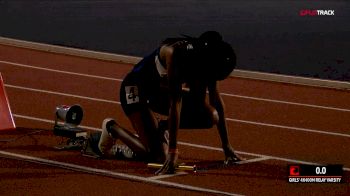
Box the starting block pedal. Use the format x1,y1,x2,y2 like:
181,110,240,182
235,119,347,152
54,137,86,150
53,125,87,150
53,125,87,138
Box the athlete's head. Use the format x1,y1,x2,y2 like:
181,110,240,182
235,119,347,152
211,41,236,80
198,31,236,81
199,31,223,45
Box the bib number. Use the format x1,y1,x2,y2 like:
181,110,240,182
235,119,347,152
125,86,139,104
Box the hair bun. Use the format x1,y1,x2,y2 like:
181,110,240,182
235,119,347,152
199,31,223,43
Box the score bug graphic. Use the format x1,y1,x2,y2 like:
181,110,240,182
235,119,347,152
289,165,300,176
288,165,343,183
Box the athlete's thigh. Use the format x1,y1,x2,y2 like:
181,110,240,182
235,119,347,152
120,74,146,116
180,91,215,129
120,74,162,147
148,86,170,115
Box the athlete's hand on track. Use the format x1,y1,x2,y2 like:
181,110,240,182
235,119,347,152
155,150,178,175
223,145,243,165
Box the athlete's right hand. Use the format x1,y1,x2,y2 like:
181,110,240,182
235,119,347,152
155,149,178,175
223,145,243,165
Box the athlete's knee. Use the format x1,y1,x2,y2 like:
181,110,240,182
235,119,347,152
206,104,219,125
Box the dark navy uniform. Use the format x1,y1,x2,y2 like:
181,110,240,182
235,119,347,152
120,41,217,129
120,48,172,116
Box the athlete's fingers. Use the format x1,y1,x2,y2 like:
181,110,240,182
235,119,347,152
154,148,178,175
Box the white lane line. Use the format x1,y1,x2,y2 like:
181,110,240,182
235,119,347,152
0,150,242,196
11,114,350,172
5,84,350,138
12,114,102,132
236,157,271,165
221,93,350,113
147,171,188,180
177,142,350,172
0,60,122,82
227,118,350,138
11,89,350,139
5,84,120,104
2,59,350,113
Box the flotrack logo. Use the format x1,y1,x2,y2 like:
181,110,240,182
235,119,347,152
299,9,335,16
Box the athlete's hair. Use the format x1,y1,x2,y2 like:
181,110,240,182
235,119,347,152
199,31,223,44
161,31,236,81
198,31,236,81
213,41,236,80
161,34,194,45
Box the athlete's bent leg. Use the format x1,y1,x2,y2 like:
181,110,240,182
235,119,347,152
102,117,149,159
97,118,116,157
126,108,168,162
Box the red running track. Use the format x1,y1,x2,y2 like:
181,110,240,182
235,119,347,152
0,43,349,195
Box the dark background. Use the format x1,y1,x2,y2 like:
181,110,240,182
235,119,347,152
0,0,349,81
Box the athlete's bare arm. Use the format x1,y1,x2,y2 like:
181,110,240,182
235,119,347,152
156,44,183,174
208,82,241,162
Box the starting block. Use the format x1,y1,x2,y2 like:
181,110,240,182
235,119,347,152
0,73,16,131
